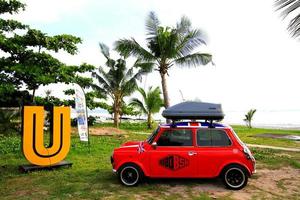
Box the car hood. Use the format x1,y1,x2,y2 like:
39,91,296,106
114,141,146,152
121,141,141,147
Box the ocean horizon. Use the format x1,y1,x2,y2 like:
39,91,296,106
78,108,300,129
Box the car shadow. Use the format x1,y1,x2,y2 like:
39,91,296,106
142,177,225,188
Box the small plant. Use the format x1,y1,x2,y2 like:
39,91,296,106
88,116,96,126
244,109,256,128
0,109,20,135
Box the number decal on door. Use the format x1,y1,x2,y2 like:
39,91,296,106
159,155,189,170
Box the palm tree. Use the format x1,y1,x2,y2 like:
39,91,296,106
130,86,163,129
275,0,300,39
244,109,257,128
115,12,212,109
92,43,151,128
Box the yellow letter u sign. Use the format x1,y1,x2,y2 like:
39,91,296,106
22,106,71,166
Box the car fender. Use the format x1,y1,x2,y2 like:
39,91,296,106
115,160,150,177
217,160,252,177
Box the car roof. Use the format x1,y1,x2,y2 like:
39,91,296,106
159,121,229,129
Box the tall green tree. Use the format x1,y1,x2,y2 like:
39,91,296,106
92,43,150,128
276,0,300,39
0,0,94,104
130,86,163,129
115,12,212,109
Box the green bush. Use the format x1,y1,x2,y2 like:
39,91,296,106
71,116,97,127
0,108,20,135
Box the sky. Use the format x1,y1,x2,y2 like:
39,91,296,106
9,0,300,125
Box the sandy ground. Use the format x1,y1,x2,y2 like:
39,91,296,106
158,166,300,200
72,127,126,136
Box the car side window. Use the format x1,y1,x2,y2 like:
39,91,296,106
157,129,193,146
197,129,231,147
197,129,211,146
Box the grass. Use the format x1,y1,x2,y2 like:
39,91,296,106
251,148,300,169
0,122,300,199
95,122,300,148
232,125,300,148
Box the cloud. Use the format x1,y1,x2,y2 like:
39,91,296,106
15,0,89,23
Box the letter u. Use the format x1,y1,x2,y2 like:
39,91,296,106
22,106,71,166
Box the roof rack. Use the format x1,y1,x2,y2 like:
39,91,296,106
162,101,225,128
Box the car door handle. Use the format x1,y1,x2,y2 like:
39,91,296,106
188,151,197,156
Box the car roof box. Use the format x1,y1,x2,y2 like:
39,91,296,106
162,101,224,120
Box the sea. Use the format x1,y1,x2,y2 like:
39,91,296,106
74,108,300,130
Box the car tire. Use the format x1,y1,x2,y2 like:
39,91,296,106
118,163,144,186
221,164,248,190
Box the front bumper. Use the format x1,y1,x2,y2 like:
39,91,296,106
112,169,117,173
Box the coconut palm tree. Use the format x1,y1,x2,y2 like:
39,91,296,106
244,109,257,128
275,0,300,39
92,43,151,128
115,12,212,109
130,86,163,129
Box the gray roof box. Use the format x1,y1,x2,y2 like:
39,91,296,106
162,101,224,120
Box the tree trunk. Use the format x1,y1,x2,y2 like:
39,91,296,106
160,72,170,108
114,110,120,128
160,72,171,123
113,97,121,128
147,113,152,129
31,89,36,104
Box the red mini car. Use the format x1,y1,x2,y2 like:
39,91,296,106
111,121,256,189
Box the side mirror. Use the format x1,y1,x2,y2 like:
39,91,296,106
151,142,157,149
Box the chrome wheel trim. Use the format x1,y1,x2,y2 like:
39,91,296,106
120,166,139,186
225,167,245,189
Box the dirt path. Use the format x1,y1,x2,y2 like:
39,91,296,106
247,143,300,152
72,127,126,136
158,166,300,200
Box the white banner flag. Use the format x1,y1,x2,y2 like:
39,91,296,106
74,84,89,142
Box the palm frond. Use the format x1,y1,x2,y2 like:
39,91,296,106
176,29,206,57
115,38,155,61
90,84,108,96
129,98,148,114
146,11,160,40
176,15,191,34
174,53,212,67
136,87,147,101
275,0,300,38
146,86,163,113
91,71,111,93
106,58,116,69
120,76,137,96
99,43,110,59
133,59,155,73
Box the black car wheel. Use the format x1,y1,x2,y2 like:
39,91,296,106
222,165,248,190
119,164,143,186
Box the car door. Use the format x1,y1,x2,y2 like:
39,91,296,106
149,128,198,178
195,128,233,178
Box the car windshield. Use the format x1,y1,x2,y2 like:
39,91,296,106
146,128,159,144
